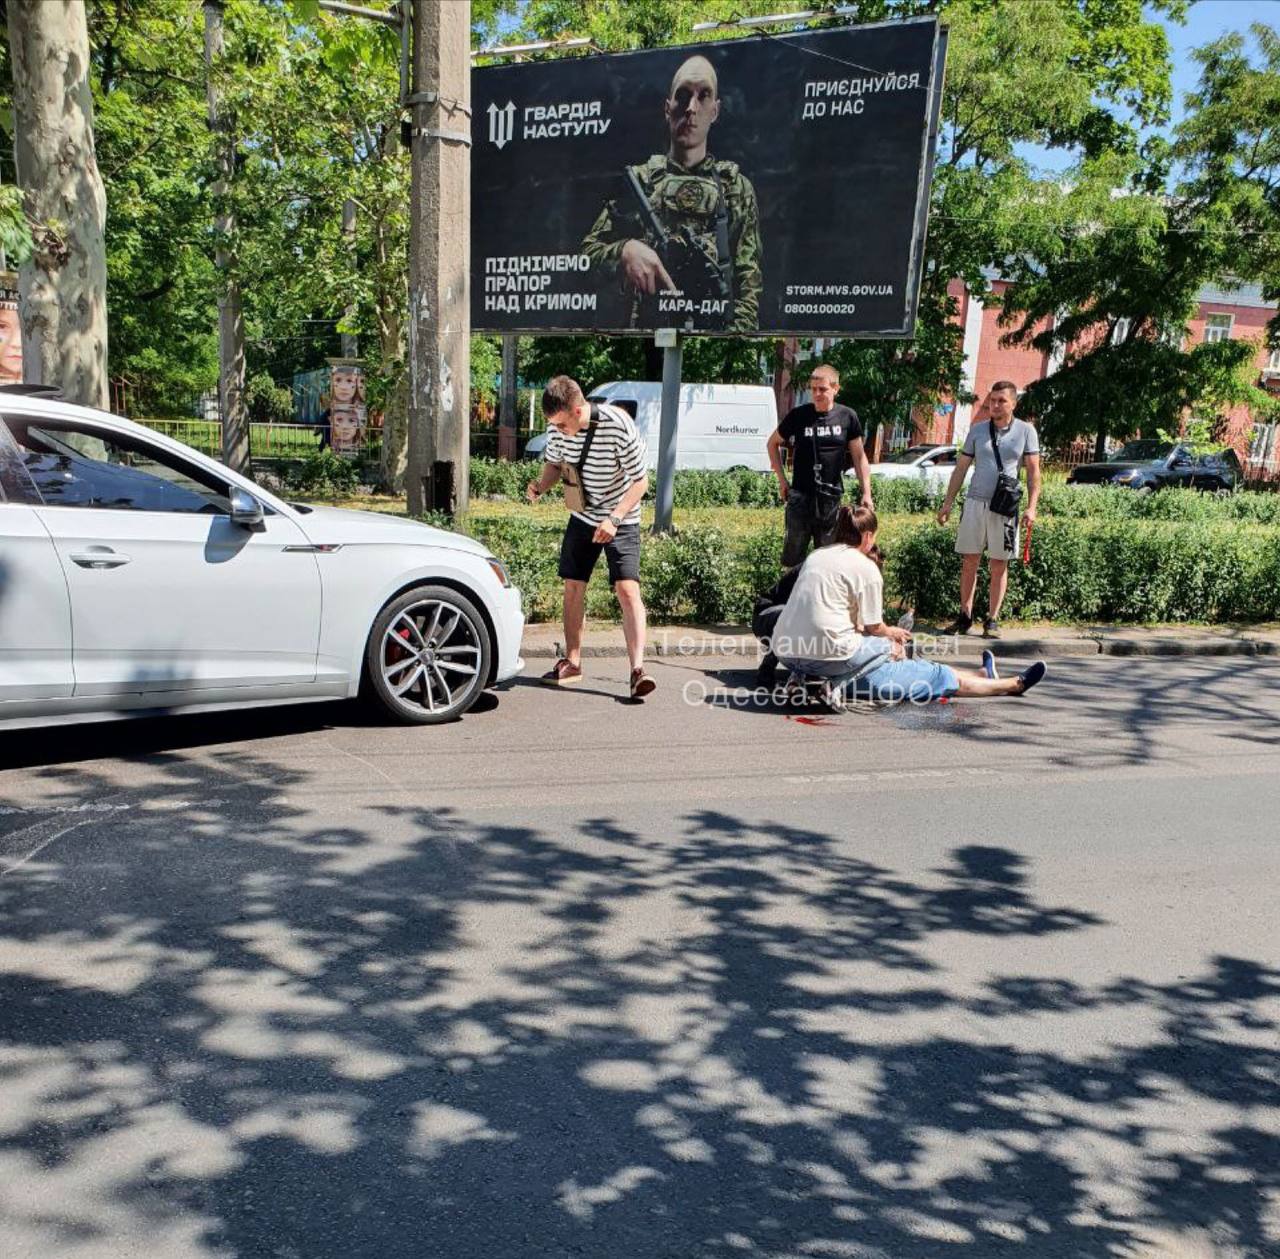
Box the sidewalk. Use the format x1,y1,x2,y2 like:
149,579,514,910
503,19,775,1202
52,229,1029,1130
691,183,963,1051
520,621,1280,661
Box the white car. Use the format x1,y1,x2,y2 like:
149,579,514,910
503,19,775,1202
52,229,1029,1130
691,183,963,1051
862,443,962,490
0,390,524,730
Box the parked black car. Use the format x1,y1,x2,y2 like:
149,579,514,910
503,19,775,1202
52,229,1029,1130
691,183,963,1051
1067,440,1242,493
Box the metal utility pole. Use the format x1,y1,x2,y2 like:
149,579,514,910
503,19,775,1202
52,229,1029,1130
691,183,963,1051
498,334,518,459
652,329,682,533
203,0,249,473
406,0,471,517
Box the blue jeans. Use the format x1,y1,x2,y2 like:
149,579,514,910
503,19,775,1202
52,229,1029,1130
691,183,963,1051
778,637,891,686
852,659,960,702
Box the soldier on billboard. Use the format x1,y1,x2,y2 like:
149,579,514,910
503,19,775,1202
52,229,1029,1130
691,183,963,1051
582,54,763,332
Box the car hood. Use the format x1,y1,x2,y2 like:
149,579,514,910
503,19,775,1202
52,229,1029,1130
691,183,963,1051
290,504,491,555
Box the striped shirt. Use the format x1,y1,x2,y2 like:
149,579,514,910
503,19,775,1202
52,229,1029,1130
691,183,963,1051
544,403,648,526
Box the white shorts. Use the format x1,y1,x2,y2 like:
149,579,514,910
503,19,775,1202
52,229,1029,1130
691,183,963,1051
955,497,1019,561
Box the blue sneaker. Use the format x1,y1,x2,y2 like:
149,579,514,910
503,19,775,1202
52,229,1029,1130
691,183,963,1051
981,649,998,679
1015,661,1047,695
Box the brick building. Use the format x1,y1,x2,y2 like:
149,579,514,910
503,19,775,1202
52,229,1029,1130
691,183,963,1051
909,278,1280,469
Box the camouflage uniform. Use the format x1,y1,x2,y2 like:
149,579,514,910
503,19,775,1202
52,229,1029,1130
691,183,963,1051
582,153,763,333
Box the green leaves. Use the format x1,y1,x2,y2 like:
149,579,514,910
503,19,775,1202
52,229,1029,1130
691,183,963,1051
0,184,34,265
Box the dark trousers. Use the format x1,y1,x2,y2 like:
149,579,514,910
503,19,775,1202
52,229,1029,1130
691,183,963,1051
752,604,785,681
782,491,839,568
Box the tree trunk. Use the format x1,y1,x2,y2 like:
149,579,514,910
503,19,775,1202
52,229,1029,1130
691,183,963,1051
375,211,409,493
7,0,108,407
204,1,249,473
1094,426,1107,461
340,197,358,359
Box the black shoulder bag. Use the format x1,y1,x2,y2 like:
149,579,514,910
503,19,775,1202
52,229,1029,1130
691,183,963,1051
987,422,1023,518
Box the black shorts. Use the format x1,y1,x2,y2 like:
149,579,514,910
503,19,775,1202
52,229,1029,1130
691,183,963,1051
558,515,641,585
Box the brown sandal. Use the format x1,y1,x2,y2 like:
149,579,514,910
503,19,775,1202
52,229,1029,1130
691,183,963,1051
630,668,656,700
541,658,583,686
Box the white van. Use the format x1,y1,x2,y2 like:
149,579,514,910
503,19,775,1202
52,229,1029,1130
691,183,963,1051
524,381,777,473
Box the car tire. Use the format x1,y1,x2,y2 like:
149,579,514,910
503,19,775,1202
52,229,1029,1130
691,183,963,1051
1133,484,1154,496
363,584,493,725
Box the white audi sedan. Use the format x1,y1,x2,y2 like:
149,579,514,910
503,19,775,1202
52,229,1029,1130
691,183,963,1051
0,390,524,730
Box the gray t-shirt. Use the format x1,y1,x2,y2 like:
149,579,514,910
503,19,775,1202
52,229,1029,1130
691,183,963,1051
962,419,1040,501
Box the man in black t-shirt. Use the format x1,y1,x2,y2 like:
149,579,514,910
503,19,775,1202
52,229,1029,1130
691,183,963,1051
766,364,873,568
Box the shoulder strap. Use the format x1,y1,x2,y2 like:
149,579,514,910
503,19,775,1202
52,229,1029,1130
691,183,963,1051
575,405,601,508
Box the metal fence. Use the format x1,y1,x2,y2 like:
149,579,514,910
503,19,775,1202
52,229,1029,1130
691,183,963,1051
137,419,383,463
138,418,550,465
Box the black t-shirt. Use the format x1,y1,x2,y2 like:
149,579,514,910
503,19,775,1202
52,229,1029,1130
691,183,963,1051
778,402,863,495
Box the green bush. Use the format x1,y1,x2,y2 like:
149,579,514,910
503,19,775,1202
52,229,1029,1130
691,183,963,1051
868,476,945,515
246,373,294,425
467,460,782,508
285,449,361,495
470,458,554,501
437,511,1280,626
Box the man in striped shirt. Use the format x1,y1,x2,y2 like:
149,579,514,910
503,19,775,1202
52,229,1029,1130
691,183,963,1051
526,375,656,700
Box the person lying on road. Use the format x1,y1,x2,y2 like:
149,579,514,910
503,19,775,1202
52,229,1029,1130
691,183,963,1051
770,505,1047,708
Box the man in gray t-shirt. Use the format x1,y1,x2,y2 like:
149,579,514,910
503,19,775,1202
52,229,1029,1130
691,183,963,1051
936,381,1042,638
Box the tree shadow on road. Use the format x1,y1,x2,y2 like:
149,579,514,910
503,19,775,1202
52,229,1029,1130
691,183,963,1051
0,752,1276,1258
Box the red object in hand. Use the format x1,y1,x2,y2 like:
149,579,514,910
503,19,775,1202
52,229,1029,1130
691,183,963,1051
1021,520,1033,565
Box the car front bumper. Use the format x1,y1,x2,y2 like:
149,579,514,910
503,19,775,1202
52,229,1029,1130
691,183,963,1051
493,584,525,683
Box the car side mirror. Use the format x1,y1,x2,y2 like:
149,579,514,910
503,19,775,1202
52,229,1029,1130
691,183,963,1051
229,486,265,531
920,459,935,467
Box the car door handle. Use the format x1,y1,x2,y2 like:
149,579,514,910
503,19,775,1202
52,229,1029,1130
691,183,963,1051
69,549,132,570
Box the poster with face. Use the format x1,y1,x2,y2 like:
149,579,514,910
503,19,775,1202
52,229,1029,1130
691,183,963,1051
0,274,22,386
327,360,366,456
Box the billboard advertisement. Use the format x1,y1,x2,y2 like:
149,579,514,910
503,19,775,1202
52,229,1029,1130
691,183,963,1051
472,17,945,338
0,272,22,385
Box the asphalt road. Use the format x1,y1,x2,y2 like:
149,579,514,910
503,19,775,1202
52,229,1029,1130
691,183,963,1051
1,655,1278,1259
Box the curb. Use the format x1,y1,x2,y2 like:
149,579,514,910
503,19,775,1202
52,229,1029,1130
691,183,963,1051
520,629,1280,661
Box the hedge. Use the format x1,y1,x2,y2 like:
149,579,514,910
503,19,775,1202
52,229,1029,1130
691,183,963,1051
444,513,1280,626
467,459,1280,523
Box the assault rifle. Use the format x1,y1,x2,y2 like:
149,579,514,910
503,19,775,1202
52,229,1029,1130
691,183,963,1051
624,166,731,311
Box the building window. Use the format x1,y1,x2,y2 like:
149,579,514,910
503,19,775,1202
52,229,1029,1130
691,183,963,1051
1204,313,1234,344
1267,347,1280,373
1110,318,1132,345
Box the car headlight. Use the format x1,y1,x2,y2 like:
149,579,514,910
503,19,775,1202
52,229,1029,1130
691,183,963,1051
1113,470,1139,482
486,557,511,587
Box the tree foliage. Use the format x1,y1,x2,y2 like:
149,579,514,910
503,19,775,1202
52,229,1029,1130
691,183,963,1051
2,0,1275,457
999,22,1280,448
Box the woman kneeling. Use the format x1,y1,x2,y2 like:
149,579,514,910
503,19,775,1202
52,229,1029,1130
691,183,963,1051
771,506,1046,705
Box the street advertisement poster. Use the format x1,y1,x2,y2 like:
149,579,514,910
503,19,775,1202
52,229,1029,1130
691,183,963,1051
327,359,367,456
473,17,945,338
0,272,22,385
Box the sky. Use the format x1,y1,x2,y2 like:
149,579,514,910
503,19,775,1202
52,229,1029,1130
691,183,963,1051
1019,0,1278,173
1166,0,1277,119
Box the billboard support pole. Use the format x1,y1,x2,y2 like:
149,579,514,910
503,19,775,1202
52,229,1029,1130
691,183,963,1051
652,329,681,534
498,333,518,460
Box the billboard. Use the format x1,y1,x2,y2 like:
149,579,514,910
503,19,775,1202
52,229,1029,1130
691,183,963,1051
472,17,945,338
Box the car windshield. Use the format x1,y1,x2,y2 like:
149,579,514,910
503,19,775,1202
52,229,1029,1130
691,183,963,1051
882,446,937,464
1107,440,1174,463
